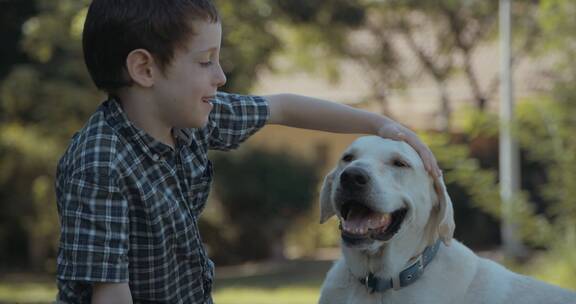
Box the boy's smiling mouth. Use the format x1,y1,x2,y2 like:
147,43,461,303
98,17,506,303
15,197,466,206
202,96,215,105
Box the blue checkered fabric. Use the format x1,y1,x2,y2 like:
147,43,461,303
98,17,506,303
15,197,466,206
55,92,269,303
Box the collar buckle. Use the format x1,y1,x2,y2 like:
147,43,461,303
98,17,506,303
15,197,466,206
416,254,424,271
364,273,377,294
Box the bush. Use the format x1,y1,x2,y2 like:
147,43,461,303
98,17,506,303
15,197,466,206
203,148,321,264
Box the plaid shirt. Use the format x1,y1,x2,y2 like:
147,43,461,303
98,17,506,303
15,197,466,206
56,92,269,303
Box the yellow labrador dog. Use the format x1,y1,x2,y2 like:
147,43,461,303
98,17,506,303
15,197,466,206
319,136,575,304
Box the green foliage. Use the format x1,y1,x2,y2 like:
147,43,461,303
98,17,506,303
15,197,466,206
454,94,576,283
0,0,37,80
422,132,503,248
515,98,576,245
283,205,340,258
269,0,368,84
508,0,576,245
445,20,576,279
209,148,321,262
538,0,576,53
457,106,500,138
518,228,576,290
451,101,576,246
274,0,540,116
0,0,95,271
215,0,281,93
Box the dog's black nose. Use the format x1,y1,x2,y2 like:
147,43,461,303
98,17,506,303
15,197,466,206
340,167,370,191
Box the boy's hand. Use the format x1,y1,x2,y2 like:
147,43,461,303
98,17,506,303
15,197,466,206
377,121,442,178
265,93,442,177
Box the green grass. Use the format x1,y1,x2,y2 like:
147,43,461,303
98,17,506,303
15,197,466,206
0,284,320,304
0,282,57,303
0,259,332,303
2,255,576,303
214,287,319,304
212,259,331,304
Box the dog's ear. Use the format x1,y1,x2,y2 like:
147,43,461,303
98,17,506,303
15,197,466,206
319,169,337,224
433,174,455,246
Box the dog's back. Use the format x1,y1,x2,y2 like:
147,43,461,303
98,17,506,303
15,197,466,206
463,256,576,304
320,241,576,304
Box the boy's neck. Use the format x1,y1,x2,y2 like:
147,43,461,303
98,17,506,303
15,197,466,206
116,90,176,149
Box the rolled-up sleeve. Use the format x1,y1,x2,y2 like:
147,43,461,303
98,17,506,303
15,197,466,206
207,92,269,151
57,170,129,284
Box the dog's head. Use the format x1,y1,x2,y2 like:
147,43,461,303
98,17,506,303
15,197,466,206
319,136,454,250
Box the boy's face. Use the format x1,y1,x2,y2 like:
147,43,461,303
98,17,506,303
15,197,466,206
153,20,227,129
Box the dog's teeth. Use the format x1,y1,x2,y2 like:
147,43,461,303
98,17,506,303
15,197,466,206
344,222,351,230
380,214,391,225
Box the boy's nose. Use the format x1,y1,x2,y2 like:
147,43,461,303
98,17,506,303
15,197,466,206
214,64,227,88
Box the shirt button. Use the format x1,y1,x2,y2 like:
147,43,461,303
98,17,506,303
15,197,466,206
152,154,160,162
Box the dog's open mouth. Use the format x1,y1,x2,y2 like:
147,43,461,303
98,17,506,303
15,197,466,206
339,201,408,243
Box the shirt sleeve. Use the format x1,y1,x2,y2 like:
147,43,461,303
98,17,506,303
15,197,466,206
206,92,270,151
57,169,130,284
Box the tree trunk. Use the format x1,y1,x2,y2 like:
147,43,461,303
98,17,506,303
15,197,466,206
462,50,488,111
436,81,452,132
28,234,47,271
270,238,286,261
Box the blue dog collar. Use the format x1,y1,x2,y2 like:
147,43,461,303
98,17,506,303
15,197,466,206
358,240,442,293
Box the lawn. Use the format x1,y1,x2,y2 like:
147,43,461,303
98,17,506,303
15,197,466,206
0,259,333,304
3,254,573,303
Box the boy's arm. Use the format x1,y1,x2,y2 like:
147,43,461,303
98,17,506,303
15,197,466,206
205,92,269,151
92,283,133,304
56,168,131,302
265,93,441,176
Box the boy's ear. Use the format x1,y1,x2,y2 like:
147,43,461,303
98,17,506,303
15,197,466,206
126,49,156,88
319,169,337,224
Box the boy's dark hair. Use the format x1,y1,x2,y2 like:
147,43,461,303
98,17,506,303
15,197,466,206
83,0,219,94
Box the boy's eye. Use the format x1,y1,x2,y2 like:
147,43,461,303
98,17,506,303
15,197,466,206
199,61,213,67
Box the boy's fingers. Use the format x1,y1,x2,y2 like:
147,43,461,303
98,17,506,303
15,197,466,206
378,124,441,177
399,133,431,172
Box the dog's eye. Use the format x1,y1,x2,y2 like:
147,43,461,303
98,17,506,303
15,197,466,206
342,154,354,162
393,159,410,168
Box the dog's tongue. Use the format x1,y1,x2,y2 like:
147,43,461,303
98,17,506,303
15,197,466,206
343,207,391,233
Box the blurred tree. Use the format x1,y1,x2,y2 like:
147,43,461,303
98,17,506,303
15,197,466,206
0,0,36,82
274,0,541,131
447,0,576,274
424,133,503,249
210,148,320,262
504,0,576,285
215,0,281,93
275,0,402,115
0,0,91,271
480,0,576,253
0,0,37,269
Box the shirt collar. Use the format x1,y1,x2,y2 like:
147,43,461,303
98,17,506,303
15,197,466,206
103,97,192,160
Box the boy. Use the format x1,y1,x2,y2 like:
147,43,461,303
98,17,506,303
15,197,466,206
56,0,440,303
